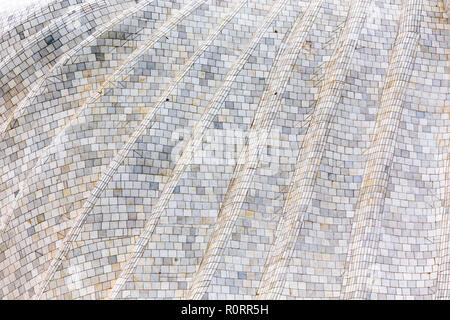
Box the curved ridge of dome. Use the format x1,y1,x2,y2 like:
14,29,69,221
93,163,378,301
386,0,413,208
0,0,448,300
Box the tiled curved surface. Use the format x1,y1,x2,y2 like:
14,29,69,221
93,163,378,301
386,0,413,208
0,0,69,57
0,0,448,299
0,0,186,229
341,0,424,299
0,0,138,126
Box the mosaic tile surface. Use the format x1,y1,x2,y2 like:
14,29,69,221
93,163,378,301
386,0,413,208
0,0,448,299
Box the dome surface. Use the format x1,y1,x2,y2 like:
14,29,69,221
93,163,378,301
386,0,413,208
0,0,448,299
